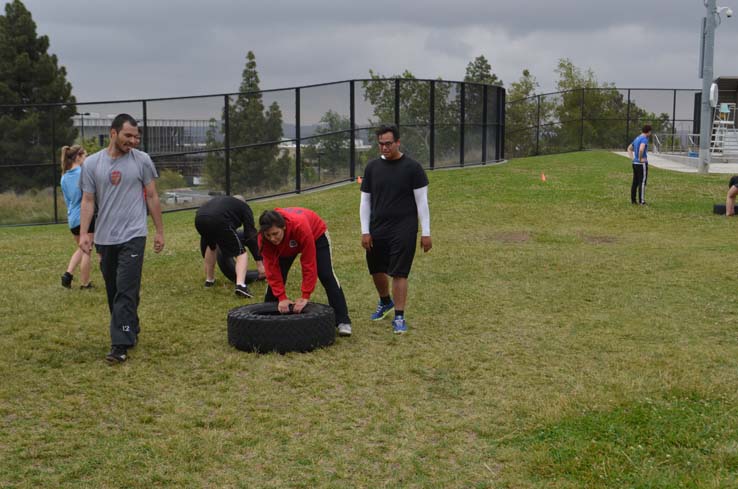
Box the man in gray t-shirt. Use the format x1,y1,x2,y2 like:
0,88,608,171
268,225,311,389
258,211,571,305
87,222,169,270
79,113,165,364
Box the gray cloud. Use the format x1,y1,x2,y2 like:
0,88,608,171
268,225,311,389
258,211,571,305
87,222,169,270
16,0,738,104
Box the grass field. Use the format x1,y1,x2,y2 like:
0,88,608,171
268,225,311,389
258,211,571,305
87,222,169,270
2,150,738,488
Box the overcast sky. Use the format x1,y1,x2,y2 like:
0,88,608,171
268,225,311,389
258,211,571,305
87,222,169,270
17,0,738,103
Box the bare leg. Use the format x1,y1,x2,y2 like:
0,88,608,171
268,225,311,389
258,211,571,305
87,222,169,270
372,272,390,297
66,235,83,274
235,252,249,285
79,232,94,285
392,277,408,311
727,186,738,216
204,246,217,281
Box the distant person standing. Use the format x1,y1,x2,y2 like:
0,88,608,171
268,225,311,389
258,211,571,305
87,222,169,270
627,124,652,205
79,114,165,364
60,145,95,289
195,195,264,296
360,124,431,334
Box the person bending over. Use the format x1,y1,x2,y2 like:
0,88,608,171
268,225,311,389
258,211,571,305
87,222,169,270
258,207,352,337
195,195,264,297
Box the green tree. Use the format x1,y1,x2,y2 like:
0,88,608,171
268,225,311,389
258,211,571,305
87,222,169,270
463,55,502,162
362,70,456,164
0,0,77,191
203,51,287,195
308,109,351,181
230,51,287,194
464,55,502,86
262,100,290,190
202,118,225,191
505,69,549,157
553,58,669,152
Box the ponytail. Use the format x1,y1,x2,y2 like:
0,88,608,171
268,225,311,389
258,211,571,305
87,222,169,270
60,144,83,173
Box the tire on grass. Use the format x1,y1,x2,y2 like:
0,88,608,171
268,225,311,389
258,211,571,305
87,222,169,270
713,204,738,215
227,302,336,354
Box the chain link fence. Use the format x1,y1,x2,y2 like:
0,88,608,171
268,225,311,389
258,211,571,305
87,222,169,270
505,87,699,158
0,78,505,226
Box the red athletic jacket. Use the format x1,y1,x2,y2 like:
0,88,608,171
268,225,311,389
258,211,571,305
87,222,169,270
258,207,327,301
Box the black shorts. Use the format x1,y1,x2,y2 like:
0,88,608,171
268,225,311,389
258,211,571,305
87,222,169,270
70,215,96,236
729,176,738,189
195,215,245,257
366,232,417,278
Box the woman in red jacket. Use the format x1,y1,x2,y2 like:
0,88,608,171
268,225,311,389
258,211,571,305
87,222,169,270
258,207,352,337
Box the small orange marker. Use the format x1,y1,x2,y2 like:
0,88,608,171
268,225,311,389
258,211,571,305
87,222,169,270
357,176,363,184
541,172,547,182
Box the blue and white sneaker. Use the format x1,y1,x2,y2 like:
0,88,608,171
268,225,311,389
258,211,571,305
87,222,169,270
371,299,395,321
392,317,408,334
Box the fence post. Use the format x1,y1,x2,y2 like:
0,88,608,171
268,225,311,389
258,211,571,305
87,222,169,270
536,95,541,156
460,82,465,167
394,79,400,128
482,84,488,164
142,100,148,153
430,80,435,169
498,88,505,161
223,95,231,196
672,89,677,153
625,89,631,149
295,87,301,194
580,88,585,151
350,81,356,180
51,107,59,224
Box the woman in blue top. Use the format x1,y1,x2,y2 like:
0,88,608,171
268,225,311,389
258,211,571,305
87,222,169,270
60,145,95,288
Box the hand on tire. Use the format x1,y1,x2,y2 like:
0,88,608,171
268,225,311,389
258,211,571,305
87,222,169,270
293,298,308,313
278,299,294,314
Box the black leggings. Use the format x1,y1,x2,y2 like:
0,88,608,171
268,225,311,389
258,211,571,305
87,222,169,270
631,162,648,204
264,233,350,325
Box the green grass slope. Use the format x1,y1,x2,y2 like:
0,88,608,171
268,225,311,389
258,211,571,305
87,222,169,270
1,150,738,488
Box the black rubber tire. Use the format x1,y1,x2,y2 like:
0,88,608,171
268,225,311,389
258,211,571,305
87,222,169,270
199,229,260,284
713,204,738,215
227,302,336,354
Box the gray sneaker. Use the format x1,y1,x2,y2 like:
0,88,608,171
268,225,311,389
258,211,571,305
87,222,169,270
337,323,352,337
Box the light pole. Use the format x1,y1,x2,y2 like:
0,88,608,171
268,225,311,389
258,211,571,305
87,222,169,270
76,112,91,143
698,0,733,173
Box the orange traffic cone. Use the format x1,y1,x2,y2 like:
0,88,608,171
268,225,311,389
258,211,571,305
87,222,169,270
541,172,547,182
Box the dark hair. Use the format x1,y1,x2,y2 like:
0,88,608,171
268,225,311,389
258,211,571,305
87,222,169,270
258,210,286,235
642,124,652,134
375,124,400,141
111,113,138,132
60,144,84,173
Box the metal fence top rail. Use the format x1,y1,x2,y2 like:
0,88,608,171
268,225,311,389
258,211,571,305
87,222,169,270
506,87,701,105
0,77,504,109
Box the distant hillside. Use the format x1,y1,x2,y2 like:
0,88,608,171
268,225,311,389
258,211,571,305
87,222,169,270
282,123,320,139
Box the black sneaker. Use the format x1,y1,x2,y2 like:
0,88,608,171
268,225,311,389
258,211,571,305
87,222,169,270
105,345,128,364
61,272,73,288
235,284,253,298
80,282,93,289
204,279,215,287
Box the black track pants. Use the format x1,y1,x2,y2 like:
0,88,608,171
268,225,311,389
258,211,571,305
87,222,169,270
97,237,146,347
631,162,648,204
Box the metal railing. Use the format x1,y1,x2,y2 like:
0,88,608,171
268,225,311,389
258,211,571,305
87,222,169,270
505,87,700,158
0,78,505,226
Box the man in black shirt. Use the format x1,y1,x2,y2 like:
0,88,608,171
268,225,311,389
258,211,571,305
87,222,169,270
360,124,432,334
195,195,264,297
